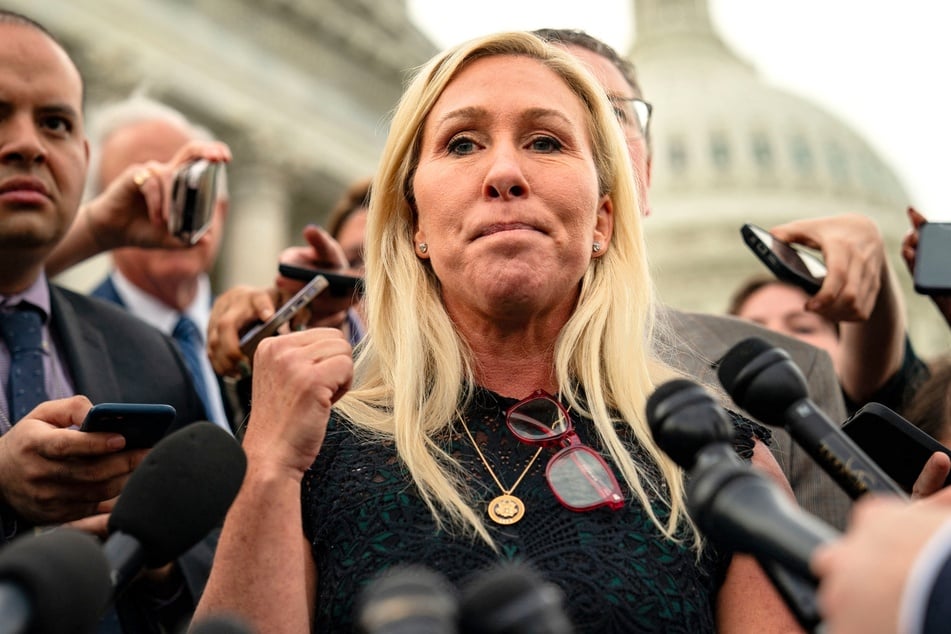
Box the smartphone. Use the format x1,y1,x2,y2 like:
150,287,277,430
169,159,222,245
278,263,364,298
239,274,330,359
914,222,951,295
80,403,177,449
741,223,828,295
841,402,951,494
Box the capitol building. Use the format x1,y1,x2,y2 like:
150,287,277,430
13,0,948,357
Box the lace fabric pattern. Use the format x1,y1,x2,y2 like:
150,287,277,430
302,387,766,633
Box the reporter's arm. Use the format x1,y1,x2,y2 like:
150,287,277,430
46,141,230,276
771,214,907,404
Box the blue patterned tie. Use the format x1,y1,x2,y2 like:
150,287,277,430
172,315,213,420
0,307,48,424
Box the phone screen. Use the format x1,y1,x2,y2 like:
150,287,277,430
914,222,951,295
239,274,330,359
742,224,827,294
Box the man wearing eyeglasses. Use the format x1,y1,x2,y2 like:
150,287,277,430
533,28,859,530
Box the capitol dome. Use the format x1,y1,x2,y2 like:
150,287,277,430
628,0,948,355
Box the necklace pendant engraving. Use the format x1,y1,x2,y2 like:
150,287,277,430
487,494,525,525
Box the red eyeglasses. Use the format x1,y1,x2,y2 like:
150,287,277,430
505,390,624,512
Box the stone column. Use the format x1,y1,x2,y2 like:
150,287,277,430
219,160,292,290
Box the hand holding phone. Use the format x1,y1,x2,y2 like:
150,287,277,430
741,223,828,295
169,159,222,244
842,402,951,494
239,274,330,360
80,403,177,449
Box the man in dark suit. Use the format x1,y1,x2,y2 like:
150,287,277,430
0,10,225,631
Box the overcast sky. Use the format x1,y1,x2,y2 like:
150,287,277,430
408,0,951,221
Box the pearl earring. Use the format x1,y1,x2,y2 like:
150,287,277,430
592,242,602,253
419,243,428,254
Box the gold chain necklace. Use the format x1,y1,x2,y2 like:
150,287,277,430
460,416,543,525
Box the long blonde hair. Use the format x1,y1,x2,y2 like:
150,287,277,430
335,31,691,548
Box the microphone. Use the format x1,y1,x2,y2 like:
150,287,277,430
355,564,458,634
189,614,256,634
0,529,112,634
104,422,246,593
459,562,573,634
716,337,906,499
646,379,839,580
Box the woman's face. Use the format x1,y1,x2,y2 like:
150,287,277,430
411,55,613,326
736,282,840,361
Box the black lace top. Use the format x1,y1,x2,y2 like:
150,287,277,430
302,387,769,633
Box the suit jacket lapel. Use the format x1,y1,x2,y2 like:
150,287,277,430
49,285,120,402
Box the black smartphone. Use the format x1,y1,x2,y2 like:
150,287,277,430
80,403,177,449
914,222,951,296
239,274,330,359
741,223,828,295
169,159,222,245
841,402,951,494
278,263,364,298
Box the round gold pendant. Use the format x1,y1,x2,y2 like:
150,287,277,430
487,494,525,525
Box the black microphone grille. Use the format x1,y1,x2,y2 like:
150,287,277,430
459,562,572,634
716,336,775,395
645,379,714,430
189,614,257,634
355,564,458,634
0,529,112,634
108,422,247,566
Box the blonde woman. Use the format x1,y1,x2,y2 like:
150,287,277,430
197,32,800,632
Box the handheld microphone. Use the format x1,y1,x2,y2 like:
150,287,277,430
716,337,906,499
459,562,573,634
355,565,458,634
104,422,246,593
189,614,257,634
646,379,839,580
0,529,112,634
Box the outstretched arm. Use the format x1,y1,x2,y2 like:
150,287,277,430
46,140,230,275
771,214,906,405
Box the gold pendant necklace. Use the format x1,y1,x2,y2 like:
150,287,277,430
460,417,542,525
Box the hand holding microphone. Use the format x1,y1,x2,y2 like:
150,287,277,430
646,379,839,631
0,529,111,634
646,379,840,580
717,337,906,499
103,421,247,594
355,561,573,634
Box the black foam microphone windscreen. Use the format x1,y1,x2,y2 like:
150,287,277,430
107,422,247,567
189,614,256,634
0,529,111,634
717,336,905,498
459,562,573,634
355,564,458,634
